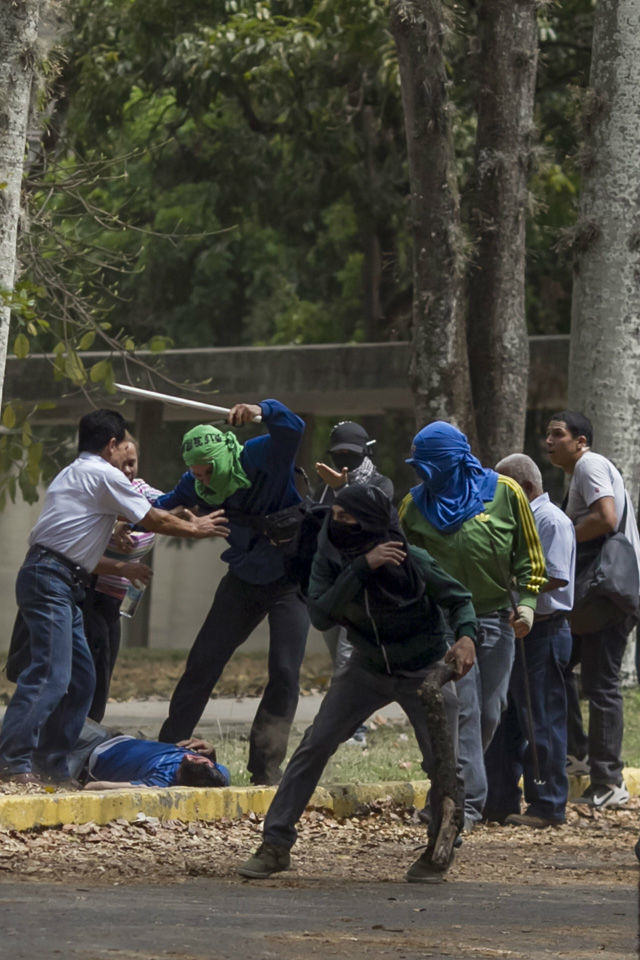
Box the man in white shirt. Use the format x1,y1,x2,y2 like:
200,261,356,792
483,454,576,827
546,410,639,809
0,409,228,786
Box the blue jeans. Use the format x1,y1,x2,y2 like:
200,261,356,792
0,552,96,778
456,610,515,822
484,615,572,822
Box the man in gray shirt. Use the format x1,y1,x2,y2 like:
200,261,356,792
546,410,639,809
0,409,228,786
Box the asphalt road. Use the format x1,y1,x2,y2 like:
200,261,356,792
0,876,635,960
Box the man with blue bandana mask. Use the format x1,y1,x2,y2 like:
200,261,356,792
399,421,546,832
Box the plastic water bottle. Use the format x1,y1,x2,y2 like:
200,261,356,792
120,579,146,619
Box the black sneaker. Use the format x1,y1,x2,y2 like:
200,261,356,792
406,843,453,884
238,842,291,879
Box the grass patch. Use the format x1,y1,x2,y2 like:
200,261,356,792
620,686,640,768
216,689,640,786
217,721,424,787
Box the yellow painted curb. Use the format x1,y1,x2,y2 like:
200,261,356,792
0,779,429,832
1,769,638,832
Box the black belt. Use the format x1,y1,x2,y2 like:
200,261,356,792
27,544,92,586
533,611,568,623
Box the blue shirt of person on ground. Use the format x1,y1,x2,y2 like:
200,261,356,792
87,736,230,788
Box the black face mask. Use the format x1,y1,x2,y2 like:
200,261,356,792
331,451,364,472
328,518,378,557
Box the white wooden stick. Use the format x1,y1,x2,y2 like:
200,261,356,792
114,382,262,422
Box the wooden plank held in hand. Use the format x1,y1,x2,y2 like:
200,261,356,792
418,659,463,869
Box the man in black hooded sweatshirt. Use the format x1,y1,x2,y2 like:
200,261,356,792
238,485,477,884
315,420,395,744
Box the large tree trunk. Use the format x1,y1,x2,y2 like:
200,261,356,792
390,0,476,440
466,0,539,465
569,0,640,510
361,104,384,342
0,0,41,411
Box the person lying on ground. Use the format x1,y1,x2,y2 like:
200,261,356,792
72,725,230,789
238,484,476,884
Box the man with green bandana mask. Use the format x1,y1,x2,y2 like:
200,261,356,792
181,425,252,504
154,399,309,786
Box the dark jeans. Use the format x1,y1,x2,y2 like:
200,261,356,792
0,551,96,778
82,585,122,723
264,659,459,850
484,615,572,822
564,638,589,760
567,621,630,787
159,571,309,783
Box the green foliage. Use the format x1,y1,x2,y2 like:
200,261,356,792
0,403,69,510
44,0,593,352
3,0,596,506
47,0,411,348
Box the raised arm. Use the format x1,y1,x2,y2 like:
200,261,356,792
230,399,305,465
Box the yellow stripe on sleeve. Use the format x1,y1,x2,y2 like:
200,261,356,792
498,475,547,593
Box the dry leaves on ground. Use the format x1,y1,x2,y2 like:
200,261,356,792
0,797,636,888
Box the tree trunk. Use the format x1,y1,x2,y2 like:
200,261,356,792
390,0,476,440
361,105,384,341
0,0,41,411
569,0,640,509
466,0,539,465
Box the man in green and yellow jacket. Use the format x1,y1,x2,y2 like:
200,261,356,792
399,421,546,829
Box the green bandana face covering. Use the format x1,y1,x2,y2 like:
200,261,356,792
181,424,251,505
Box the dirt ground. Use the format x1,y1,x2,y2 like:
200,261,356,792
0,651,333,704
0,796,637,889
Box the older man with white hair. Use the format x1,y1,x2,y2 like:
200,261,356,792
483,453,576,828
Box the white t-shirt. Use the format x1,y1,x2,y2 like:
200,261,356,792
29,453,151,572
566,450,640,575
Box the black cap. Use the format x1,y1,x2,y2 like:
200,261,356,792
329,421,371,455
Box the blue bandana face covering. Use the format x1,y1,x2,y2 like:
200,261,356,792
406,421,498,533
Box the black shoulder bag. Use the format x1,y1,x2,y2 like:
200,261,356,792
225,468,330,591
570,493,640,634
